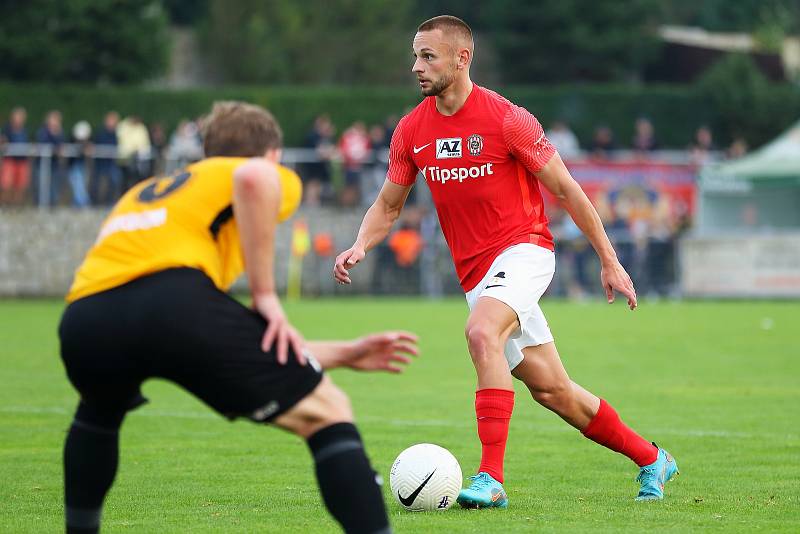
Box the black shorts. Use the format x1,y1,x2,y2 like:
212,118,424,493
58,268,323,422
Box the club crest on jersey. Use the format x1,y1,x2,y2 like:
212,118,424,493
436,137,462,159
467,134,483,156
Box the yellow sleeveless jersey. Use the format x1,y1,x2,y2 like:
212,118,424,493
66,157,302,302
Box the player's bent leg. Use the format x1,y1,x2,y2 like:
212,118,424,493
273,376,391,534
514,343,678,500
512,342,598,429
63,401,128,534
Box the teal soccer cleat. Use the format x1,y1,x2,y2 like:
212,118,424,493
636,444,679,501
457,472,508,509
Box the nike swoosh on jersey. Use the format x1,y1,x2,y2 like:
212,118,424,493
413,143,431,154
484,284,506,289
398,469,437,507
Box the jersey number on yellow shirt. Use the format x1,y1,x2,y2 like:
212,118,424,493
138,171,192,203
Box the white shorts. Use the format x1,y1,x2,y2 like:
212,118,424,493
465,243,555,371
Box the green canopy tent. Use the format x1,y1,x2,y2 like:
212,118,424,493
698,120,800,233
682,121,800,297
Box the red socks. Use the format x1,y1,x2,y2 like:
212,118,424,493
582,399,658,467
474,393,656,479
475,388,515,483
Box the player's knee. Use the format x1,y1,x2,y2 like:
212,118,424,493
319,379,352,422
465,323,502,362
531,381,573,413
276,376,353,438
73,401,126,433
307,380,353,436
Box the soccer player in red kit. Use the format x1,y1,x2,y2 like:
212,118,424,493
334,15,678,508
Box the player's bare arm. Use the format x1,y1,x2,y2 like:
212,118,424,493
333,179,413,284
536,153,638,309
307,331,419,373
233,158,306,362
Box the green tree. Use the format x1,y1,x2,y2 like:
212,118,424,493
200,0,415,84
696,54,799,146
0,0,170,84
660,0,800,33
482,0,662,83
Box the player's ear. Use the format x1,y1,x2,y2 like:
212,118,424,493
457,47,471,70
264,148,282,163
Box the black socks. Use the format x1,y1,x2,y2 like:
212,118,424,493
307,423,391,534
64,402,125,534
64,408,391,534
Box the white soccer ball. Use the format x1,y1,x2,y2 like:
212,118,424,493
389,443,462,512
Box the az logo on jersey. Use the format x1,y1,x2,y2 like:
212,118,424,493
436,137,462,159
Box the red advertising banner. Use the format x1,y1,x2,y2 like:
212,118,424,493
543,160,699,228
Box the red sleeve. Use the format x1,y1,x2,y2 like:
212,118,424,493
502,105,557,174
386,116,417,186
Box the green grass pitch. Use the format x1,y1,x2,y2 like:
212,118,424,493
1,298,798,532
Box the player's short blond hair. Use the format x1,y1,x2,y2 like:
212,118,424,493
418,15,473,49
202,101,283,158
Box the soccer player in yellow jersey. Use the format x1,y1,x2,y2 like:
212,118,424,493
59,102,413,534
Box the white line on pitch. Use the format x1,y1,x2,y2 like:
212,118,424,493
1,405,796,440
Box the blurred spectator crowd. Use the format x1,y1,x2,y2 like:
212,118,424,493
0,107,203,207
0,106,753,298
1,106,752,208
1,107,751,209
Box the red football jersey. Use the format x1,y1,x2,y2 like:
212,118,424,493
387,84,557,291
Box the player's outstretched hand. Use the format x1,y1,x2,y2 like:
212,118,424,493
344,331,419,373
333,244,366,285
253,293,307,365
600,260,637,310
